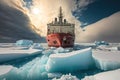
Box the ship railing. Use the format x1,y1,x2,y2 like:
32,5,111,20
47,32,75,36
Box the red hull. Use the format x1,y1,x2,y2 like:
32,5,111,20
46,33,75,47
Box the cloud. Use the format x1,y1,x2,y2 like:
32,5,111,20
24,0,94,40
76,11,120,43
25,0,78,36
2,0,119,43
0,0,94,41
0,0,44,42
74,0,120,27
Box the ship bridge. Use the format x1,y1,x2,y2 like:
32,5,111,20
47,7,75,35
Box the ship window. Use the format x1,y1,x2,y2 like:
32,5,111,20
68,41,70,44
64,40,67,44
53,41,57,44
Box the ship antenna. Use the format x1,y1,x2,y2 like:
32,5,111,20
59,6,63,24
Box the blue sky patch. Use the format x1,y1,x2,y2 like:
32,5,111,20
73,0,120,27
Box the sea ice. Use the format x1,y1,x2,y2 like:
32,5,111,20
42,49,54,56
95,41,109,46
42,47,72,56
93,50,120,70
54,47,72,53
74,43,96,50
46,48,95,72
0,65,13,75
2,55,48,80
52,73,79,80
48,73,62,79
15,39,33,47
0,48,42,62
97,45,118,51
54,47,65,53
30,43,44,50
82,69,120,80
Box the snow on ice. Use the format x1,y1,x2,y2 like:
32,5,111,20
45,43,120,72
15,39,33,47
0,65,13,76
93,50,120,70
46,48,95,72
0,43,42,63
54,47,72,53
0,42,120,79
94,41,109,46
52,73,79,80
30,43,45,50
82,69,120,80
0,48,42,63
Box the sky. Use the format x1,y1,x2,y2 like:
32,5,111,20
73,0,120,27
0,0,120,42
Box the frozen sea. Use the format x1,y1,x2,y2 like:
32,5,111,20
0,43,120,80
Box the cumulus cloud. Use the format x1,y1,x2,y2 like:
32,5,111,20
76,11,120,43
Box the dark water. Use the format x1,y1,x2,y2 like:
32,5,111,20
0,54,103,80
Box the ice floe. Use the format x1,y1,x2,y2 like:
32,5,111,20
0,47,42,63
15,39,33,47
46,48,95,72
0,65,13,75
82,69,120,80
93,50,120,70
52,73,79,80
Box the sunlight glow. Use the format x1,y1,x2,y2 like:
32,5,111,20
32,8,40,15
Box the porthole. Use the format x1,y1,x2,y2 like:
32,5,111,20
53,41,57,44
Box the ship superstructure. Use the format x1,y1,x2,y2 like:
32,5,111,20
46,7,75,47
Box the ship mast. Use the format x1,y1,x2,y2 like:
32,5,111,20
58,6,63,24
